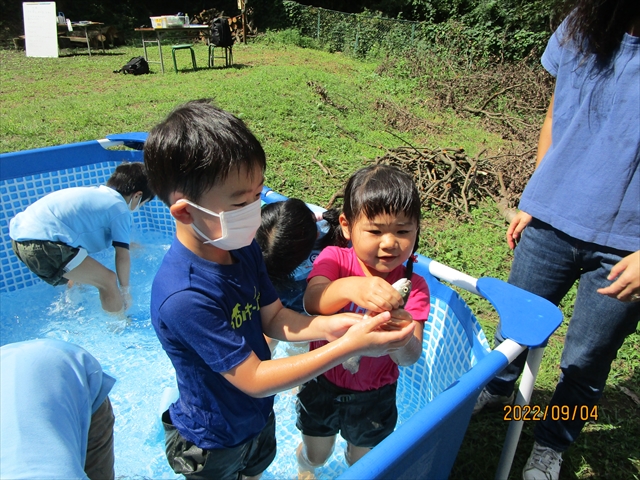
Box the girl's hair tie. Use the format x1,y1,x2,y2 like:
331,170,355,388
410,254,418,263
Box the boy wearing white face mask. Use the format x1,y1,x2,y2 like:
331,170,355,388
9,162,154,313
144,99,416,480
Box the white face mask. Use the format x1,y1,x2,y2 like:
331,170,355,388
176,198,262,251
128,195,141,212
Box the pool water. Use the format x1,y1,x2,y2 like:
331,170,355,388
0,233,425,479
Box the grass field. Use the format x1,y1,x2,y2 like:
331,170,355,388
1,39,638,479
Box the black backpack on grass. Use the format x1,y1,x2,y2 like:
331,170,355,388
115,56,149,75
211,17,233,47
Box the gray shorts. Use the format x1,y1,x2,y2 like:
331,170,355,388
162,410,277,480
11,239,88,286
85,397,115,480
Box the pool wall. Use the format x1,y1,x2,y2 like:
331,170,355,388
0,135,173,292
1,136,505,479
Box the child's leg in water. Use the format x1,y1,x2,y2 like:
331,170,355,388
296,435,336,479
345,443,370,466
64,257,123,312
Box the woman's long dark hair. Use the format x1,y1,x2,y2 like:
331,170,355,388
563,0,640,62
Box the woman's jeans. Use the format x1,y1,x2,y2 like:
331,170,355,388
486,219,639,452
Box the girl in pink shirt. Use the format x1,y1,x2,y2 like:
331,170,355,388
296,164,430,477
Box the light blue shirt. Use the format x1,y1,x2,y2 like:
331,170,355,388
0,339,115,479
519,20,640,252
9,185,132,252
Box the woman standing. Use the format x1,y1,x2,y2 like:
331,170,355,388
474,1,640,479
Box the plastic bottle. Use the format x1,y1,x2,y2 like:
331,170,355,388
57,12,65,25
185,14,189,25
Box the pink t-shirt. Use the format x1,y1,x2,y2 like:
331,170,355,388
308,246,430,391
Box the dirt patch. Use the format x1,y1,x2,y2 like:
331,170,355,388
307,81,348,112
372,99,435,134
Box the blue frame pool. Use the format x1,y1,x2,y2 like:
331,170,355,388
0,135,562,479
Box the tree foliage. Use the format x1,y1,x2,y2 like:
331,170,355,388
3,0,239,45
4,0,569,61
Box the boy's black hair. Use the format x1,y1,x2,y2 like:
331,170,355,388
342,164,421,278
106,162,155,203
256,199,317,287
143,99,267,205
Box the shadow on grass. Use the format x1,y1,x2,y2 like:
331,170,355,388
449,381,640,479
209,63,250,70
58,50,127,58
167,63,250,74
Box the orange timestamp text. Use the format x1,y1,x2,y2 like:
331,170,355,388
503,404,598,422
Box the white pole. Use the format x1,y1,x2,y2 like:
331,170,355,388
494,346,546,480
428,260,479,295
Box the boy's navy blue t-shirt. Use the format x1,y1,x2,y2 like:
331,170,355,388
151,237,279,449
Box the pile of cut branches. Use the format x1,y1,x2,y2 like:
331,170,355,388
374,146,532,221
436,61,552,144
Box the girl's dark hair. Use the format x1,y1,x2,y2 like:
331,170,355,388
563,0,640,62
144,99,266,205
318,207,349,249
256,199,318,287
342,164,421,278
106,162,155,203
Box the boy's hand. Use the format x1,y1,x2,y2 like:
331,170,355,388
351,276,406,313
323,313,364,342
381,309,414,331
121,286,132,311
344,310,415,357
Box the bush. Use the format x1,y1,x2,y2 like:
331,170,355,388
257,28,319,49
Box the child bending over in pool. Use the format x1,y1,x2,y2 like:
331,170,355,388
257,198,343,352
296,164,430,477
9,162,154,313
1,338,116,480
256,198,342,312
257,198,318,303
143,99,416,480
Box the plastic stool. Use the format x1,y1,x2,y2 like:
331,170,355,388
171,44,197,73
208,45,233,68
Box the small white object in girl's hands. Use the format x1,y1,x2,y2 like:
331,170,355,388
342,278,412,374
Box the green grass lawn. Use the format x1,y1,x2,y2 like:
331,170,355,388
1,40,638,479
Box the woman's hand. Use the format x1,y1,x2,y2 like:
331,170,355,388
506,211,533,250
597,251,640,302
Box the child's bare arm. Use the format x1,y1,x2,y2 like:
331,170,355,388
225,310,415,397
304,276,405,315
115,246,132,308
389,321,424,366
260,299,364,343
114,246,130,288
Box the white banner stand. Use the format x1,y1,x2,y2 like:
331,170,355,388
23,2,58,58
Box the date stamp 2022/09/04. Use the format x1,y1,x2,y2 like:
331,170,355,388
503,404,599,422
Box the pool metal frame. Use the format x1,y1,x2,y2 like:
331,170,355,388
0,136,563,479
